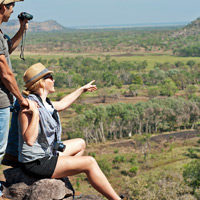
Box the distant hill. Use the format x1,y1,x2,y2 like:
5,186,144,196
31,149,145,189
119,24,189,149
1,17,198,55
185,17,200,30
1,20,68,33
172,17,200,37
171,17,200,56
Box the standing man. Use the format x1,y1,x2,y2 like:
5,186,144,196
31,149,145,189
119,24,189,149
0,0,30,198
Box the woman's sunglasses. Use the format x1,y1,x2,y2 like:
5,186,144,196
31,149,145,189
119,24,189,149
5,3,15,9
43,74,54,81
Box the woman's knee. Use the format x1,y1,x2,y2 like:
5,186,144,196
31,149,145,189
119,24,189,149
78,138,86,151
85,156,97,169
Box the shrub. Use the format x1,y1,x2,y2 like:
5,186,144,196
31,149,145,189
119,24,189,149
148,86,160,98
113,155,126,163
150,154,156,159
183,159,200,193
129,154,137,164
160,78,177,96
121,170,129,176
129,166,139,175
186,148,198,159
76,178,80,189
114,149,119,154
88,152,96,158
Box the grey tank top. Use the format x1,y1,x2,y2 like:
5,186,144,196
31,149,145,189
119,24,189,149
18,123,53,163
18,95,61,163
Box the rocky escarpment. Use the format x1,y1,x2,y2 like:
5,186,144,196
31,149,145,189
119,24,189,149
1,20,68,33
172,17,200,37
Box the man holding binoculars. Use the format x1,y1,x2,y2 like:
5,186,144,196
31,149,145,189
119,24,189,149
0,0,31,198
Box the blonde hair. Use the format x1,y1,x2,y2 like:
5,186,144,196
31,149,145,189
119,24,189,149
23,79,45,96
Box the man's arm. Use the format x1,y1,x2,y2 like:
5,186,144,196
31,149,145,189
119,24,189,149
9,19,28,54
0,54,28,107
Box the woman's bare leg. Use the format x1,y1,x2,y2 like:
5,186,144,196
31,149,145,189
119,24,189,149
52,156,121,200
60,138,86,157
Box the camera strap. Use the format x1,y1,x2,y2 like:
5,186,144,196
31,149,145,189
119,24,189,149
20,29,27,61
52,109,60,142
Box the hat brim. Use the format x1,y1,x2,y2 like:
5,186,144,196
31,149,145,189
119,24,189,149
25,70,53,89
1,0,23,5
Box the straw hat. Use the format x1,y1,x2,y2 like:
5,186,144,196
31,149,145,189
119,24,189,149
0,0,23,5
23,63,53,89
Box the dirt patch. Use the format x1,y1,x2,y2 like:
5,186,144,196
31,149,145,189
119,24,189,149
80,96,149,105
112,53,146,57
150,130,199,143
87,130,199,153
112,53,166,57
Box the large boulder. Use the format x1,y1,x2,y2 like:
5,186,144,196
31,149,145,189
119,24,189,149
2,168,74,200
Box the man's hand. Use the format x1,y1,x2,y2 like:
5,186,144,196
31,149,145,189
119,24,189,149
19,18,28,31
21,100,39,116
18,98,30,108
9,17,29,54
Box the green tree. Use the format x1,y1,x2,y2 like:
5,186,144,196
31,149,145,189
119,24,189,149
147,69,166,85
148,86,160,98
102,72,117,87
175,61,184,68
185,85,198,99
160,79,177,96
187,60,196,68
114,80,123,89
54,73,67,88
131,74,143,85
128,84,141,97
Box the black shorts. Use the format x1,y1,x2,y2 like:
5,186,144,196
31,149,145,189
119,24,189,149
21,156,58,178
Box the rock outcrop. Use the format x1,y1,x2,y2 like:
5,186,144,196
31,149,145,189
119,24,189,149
1,20,68,33
2,168,74,200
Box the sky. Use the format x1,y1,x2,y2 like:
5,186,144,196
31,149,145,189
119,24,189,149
11,0,200,27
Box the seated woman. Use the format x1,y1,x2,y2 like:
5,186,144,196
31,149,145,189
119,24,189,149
18,63,123,200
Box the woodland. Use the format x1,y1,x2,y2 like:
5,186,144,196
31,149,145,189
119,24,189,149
6,17,200,199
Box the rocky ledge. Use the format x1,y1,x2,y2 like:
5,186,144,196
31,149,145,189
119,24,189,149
1,168,104,200
2,167,74,200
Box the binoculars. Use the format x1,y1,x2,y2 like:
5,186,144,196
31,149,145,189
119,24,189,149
18,12,33,21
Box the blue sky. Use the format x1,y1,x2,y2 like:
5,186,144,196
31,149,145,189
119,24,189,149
11,0,200,27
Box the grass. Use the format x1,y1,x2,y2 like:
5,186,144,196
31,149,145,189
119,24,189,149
69,136,200,199
11,52,200,69
6,51,200,198
113,55,200,69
